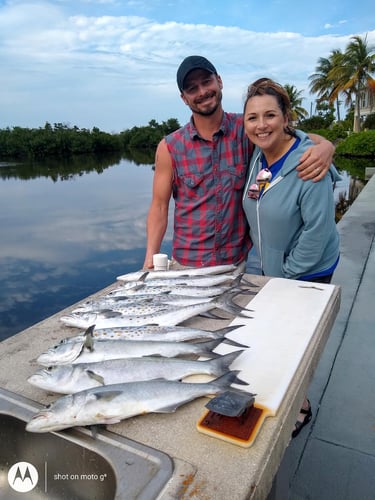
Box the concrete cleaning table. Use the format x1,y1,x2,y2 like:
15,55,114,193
0,274,340,499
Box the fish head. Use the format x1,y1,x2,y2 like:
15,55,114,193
36,340,84,366
60,312,97,329
27,365,78,392
26,394,78,433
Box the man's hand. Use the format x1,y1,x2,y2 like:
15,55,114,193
297,136,335,182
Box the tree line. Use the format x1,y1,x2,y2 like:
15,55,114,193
0,35,373,160
0,119,180,160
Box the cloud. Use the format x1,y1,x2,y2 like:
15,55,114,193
0,1,374,132
324,19,348,29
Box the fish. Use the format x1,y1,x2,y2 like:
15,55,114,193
115,273,240,289
60,293,253,329
108,273,257,298
60,324,244,343
108,283,235,298
28,350,246,394
70,290,249,318
116,264,238,282
36,334,246,366
26,371,247,432
71,294,220,316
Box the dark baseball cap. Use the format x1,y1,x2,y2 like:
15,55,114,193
176,55,217,92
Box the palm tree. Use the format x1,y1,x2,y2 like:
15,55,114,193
309,49,348,121
324,35,375,132
283,84,308,123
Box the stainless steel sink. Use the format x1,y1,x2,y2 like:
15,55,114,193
0,387,174,500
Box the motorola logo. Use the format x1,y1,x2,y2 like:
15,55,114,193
7,461,38,493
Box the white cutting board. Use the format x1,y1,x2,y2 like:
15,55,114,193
209,277,337,415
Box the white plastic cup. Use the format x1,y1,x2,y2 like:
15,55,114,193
152,253,169,271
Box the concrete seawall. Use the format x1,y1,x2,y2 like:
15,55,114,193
272,172,375,499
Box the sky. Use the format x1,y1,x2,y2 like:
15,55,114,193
0,0,374,133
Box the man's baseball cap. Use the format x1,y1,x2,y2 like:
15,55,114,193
176,56,217,92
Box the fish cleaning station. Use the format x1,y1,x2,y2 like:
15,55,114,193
0,258,341,500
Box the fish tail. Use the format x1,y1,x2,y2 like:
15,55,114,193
206,350,247,379
212,290,253,318
210,370,249,391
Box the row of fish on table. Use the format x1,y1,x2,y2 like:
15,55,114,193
26,264,258,433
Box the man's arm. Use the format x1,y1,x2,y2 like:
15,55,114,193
143,139,173,269
297,133,335,182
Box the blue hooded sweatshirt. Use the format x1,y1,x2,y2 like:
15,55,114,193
242,130,340,279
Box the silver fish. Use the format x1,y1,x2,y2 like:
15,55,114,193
60,324,244,343
28,350,245,394
117,264,238,282
26,371,246,432
107,283,234,298
36,336,238,366
60,293,252,329
116,273,239,289
71,295,219,316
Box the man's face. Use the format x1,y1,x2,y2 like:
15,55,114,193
181,69,223,116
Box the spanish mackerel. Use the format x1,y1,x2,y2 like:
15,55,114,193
71,294,215,314
107,283,237,298
117,264,237,282
71,290,248,317
26,371,246,432
36,336,242,366
115,273,240,289
60,294,252,329
28,350,245,394
61,324,243,343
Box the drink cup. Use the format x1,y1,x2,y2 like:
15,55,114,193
152,253,169,271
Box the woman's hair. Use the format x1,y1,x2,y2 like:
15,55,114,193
243,78,296,136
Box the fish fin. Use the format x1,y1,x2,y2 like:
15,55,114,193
210,370,249,390
207,351,248,385
86,370,105,386
240,276,260,288
154,404,181,413
88,424,106,438
222,337,249,348
83,326,95,351
100,310,123,318
93,391,123,401
199,311,228,319
215,325,245,335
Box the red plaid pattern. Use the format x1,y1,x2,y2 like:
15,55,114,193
165,112,253,267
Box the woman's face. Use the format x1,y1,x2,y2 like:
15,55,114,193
244,94,289,153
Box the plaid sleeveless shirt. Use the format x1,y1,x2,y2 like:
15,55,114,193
165,112,253,267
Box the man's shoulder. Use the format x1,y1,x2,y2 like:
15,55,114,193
165,121,190,141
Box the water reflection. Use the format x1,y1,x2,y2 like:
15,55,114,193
0,154,369,341
0,155,172,341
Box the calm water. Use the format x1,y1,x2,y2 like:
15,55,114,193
0,156,173,341
0,154,369,341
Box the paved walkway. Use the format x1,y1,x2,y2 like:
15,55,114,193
270,173,375,499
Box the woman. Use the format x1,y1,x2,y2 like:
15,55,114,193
242,78,340,437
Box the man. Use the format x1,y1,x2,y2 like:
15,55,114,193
143,56,334,269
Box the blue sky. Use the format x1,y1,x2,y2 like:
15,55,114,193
0,0,374,132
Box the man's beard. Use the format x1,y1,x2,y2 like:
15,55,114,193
191,90,222,116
